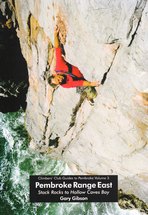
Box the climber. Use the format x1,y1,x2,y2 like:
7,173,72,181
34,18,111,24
48,26,100,88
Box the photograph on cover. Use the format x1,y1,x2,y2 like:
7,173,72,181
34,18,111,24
0,0,148,214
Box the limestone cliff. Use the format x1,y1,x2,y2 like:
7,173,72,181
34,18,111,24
6,0,148,208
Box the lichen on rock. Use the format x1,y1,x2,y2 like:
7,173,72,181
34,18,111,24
118,189,148,214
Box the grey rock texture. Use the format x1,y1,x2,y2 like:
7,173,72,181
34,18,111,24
8,0,148,205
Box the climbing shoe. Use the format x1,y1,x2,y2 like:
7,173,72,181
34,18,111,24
88,99,95,106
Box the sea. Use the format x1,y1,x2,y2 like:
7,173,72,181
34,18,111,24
0,111,142,215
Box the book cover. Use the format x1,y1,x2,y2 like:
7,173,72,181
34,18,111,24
0,0,147,214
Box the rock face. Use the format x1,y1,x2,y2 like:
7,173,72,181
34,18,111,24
0,1,29,112
7,0,148,204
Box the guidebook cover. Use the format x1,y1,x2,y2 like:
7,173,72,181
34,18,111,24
0,0,148,215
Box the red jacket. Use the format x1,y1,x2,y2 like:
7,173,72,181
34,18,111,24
55,47,85,88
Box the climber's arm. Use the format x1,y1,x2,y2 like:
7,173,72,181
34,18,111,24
54,26,60,48
83,80,100,87
61,79,100,88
